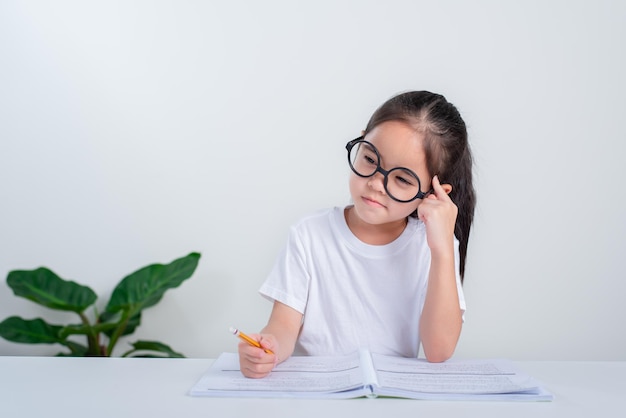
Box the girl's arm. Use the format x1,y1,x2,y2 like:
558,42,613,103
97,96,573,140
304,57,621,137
417,175,463,363
237,301,302,378
419,248,463,362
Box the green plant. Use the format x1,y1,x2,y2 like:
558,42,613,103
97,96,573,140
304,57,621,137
0,252,200,357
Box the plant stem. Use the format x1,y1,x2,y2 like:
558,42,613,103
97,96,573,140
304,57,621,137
106,310,131,356
79,312,99,356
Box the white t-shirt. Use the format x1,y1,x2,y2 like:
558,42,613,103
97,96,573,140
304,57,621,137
259,206,466,358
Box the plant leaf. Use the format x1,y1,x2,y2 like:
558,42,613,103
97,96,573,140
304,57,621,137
122,340,185,358
105,252,200,315
58,340,89,356
59,322,118,339
7,268,97,313
99,311,142,338
0,316,65,344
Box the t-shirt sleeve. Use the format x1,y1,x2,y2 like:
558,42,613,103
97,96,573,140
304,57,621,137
259,224,310,314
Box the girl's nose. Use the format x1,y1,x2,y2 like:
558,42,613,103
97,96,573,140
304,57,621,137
367,173,387,195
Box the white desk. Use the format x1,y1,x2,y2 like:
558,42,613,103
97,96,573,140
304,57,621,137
1,356,623,418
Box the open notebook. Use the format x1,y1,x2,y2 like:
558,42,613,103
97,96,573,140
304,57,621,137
189,349,553,401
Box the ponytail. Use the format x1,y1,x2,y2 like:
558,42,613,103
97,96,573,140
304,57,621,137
444,143,475,281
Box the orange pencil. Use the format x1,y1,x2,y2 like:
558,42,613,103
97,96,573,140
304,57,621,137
229,326,274,354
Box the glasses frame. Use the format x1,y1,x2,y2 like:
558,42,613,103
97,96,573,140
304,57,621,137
346,136,432,203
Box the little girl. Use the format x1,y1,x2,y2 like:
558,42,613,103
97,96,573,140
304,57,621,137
238,90,476,378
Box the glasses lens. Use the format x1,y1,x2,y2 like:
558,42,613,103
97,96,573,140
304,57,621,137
348,141,378,177
386,168,421,202
347,139,423,202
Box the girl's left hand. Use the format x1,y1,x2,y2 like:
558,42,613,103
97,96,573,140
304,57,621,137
417,175,458,255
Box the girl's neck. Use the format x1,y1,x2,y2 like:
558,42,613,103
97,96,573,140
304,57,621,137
344,206,408,245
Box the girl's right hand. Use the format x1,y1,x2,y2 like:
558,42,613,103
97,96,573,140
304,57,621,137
237,333,279,378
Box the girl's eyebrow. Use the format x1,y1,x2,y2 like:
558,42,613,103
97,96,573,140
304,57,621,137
363,143,376,153
376,147,412,170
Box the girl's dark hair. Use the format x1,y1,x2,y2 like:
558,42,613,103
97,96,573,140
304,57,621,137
364,91,476,281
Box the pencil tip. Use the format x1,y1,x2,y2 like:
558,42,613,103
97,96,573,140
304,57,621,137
229,326,237,334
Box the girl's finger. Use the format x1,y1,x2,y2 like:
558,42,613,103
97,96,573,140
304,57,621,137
431,175,453,200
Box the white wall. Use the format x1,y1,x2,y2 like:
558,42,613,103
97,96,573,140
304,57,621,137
1,0,625,361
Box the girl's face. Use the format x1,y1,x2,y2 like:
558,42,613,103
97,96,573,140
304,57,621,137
348,120,432,228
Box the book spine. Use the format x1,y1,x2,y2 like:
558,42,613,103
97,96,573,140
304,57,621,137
365,384,378,399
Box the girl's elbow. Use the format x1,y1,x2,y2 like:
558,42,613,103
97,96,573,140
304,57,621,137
425,350,453,363
421,323,462,363
423,343,456,363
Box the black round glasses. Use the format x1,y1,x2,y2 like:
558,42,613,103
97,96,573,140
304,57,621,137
346,136,432,203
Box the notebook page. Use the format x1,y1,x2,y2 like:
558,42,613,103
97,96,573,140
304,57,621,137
370,355,539,395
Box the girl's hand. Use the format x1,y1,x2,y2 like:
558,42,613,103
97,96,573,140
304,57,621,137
417,175,458,256
237,333,279,378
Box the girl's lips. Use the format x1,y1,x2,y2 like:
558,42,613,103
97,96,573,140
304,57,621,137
362,196,385,208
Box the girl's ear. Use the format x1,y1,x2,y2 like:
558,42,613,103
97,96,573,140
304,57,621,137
361,130,365,136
